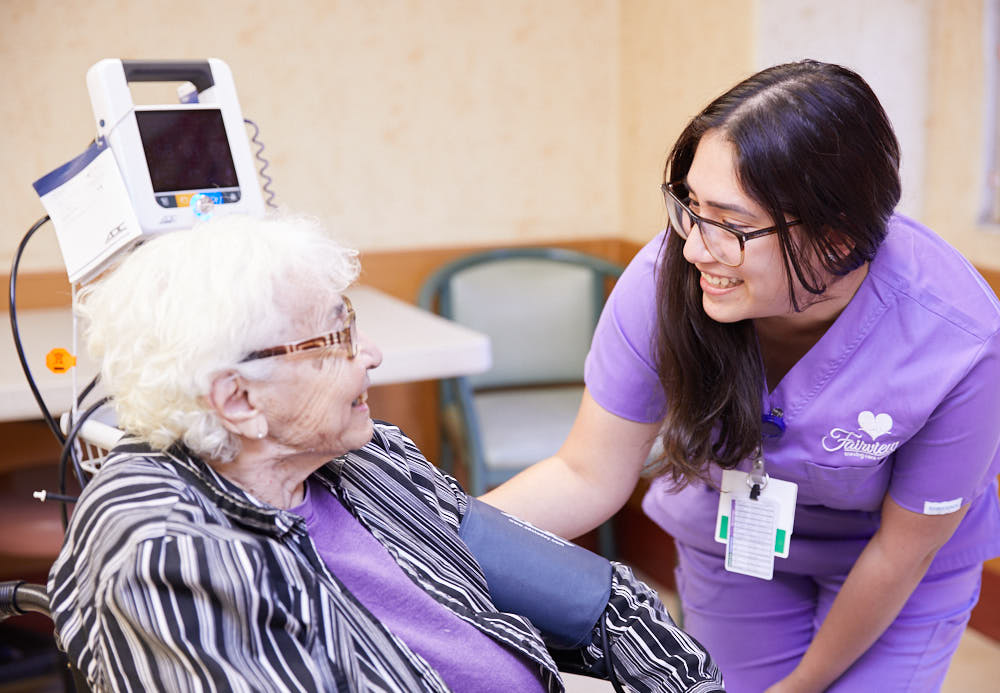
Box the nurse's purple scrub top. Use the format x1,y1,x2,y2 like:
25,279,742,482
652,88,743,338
585,214,1000,577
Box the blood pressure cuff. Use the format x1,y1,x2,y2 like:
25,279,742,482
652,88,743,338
459,498,612,649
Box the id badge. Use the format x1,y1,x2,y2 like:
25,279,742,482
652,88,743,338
714,469,797,580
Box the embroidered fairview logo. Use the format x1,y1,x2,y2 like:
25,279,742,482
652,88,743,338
822,411,901,459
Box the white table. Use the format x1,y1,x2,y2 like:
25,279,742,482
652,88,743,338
0,285,491,422
350,286,491,384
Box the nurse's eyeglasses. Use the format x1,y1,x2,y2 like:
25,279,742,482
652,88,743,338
241,296,358,362
662,182,800,268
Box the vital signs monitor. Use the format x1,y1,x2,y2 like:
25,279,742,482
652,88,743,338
87,58,264,235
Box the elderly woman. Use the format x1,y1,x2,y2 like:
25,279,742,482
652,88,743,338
48,215,722,692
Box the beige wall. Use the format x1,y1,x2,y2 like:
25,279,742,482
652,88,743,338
924,0,1000,271
618,1,754,244
2,0,995,276
1,0,624,273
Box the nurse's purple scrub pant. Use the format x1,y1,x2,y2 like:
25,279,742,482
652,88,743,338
675,542,982,692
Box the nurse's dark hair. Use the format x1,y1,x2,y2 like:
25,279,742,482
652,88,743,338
650,60,901,488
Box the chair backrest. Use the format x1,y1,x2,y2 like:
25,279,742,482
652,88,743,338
419,247,623,390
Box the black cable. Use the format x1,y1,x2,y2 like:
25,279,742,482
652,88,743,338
60,396,110,489
57,396,110,529
76,374,100,407
68,377,103,486
8,215,66,445
600,615,627,693
35,491,77,503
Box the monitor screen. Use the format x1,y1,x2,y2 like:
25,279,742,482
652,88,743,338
135,109,239,193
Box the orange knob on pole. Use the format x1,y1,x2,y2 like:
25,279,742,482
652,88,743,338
46,348,77,374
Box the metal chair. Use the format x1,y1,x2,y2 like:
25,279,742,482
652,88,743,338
419,247,623,556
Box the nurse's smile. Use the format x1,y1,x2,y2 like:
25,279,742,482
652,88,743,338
699,270,743,293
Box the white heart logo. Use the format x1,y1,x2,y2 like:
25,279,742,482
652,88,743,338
858,411,893,441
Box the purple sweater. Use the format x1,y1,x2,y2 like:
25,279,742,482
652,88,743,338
291,478,546,692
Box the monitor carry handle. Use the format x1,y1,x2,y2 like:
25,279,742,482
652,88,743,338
120,60,215,92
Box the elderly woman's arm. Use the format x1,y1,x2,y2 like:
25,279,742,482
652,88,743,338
98,535,329,692
547,562,724,693
389,427,723,692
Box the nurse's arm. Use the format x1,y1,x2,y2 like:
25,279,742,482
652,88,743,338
479,388,661,540
766,494,970,693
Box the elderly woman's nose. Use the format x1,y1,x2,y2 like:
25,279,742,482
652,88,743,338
358,331,383,368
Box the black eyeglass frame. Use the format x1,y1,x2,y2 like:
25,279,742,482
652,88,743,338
241,295,358,363
661,182,800,267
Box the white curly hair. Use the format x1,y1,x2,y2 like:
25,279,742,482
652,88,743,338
76,214,360,462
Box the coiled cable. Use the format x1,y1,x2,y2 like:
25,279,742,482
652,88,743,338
244,118,277,208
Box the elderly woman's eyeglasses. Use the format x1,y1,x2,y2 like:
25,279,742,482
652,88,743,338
662,182,799,268
241,296,358,362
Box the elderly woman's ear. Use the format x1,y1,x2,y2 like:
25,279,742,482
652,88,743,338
208,372,268,440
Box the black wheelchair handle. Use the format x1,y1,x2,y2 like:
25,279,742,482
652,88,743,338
0,580,50,620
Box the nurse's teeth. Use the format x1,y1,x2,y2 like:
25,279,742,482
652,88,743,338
701,272,742,288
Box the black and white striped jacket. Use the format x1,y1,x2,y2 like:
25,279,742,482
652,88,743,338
49,422,723,692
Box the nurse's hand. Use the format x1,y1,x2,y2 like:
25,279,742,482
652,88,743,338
770,496,970,691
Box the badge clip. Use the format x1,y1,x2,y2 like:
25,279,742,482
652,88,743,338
748,452,767,501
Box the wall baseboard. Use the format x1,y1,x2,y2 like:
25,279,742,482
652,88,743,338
5,271,74,310
6,242,998,308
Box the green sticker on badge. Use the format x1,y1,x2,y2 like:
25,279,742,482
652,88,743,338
775,529,786,554
719,515,729,540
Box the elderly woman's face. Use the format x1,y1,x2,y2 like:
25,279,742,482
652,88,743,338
253,294,381,458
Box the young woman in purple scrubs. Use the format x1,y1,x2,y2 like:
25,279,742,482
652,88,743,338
483,60,1000,692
